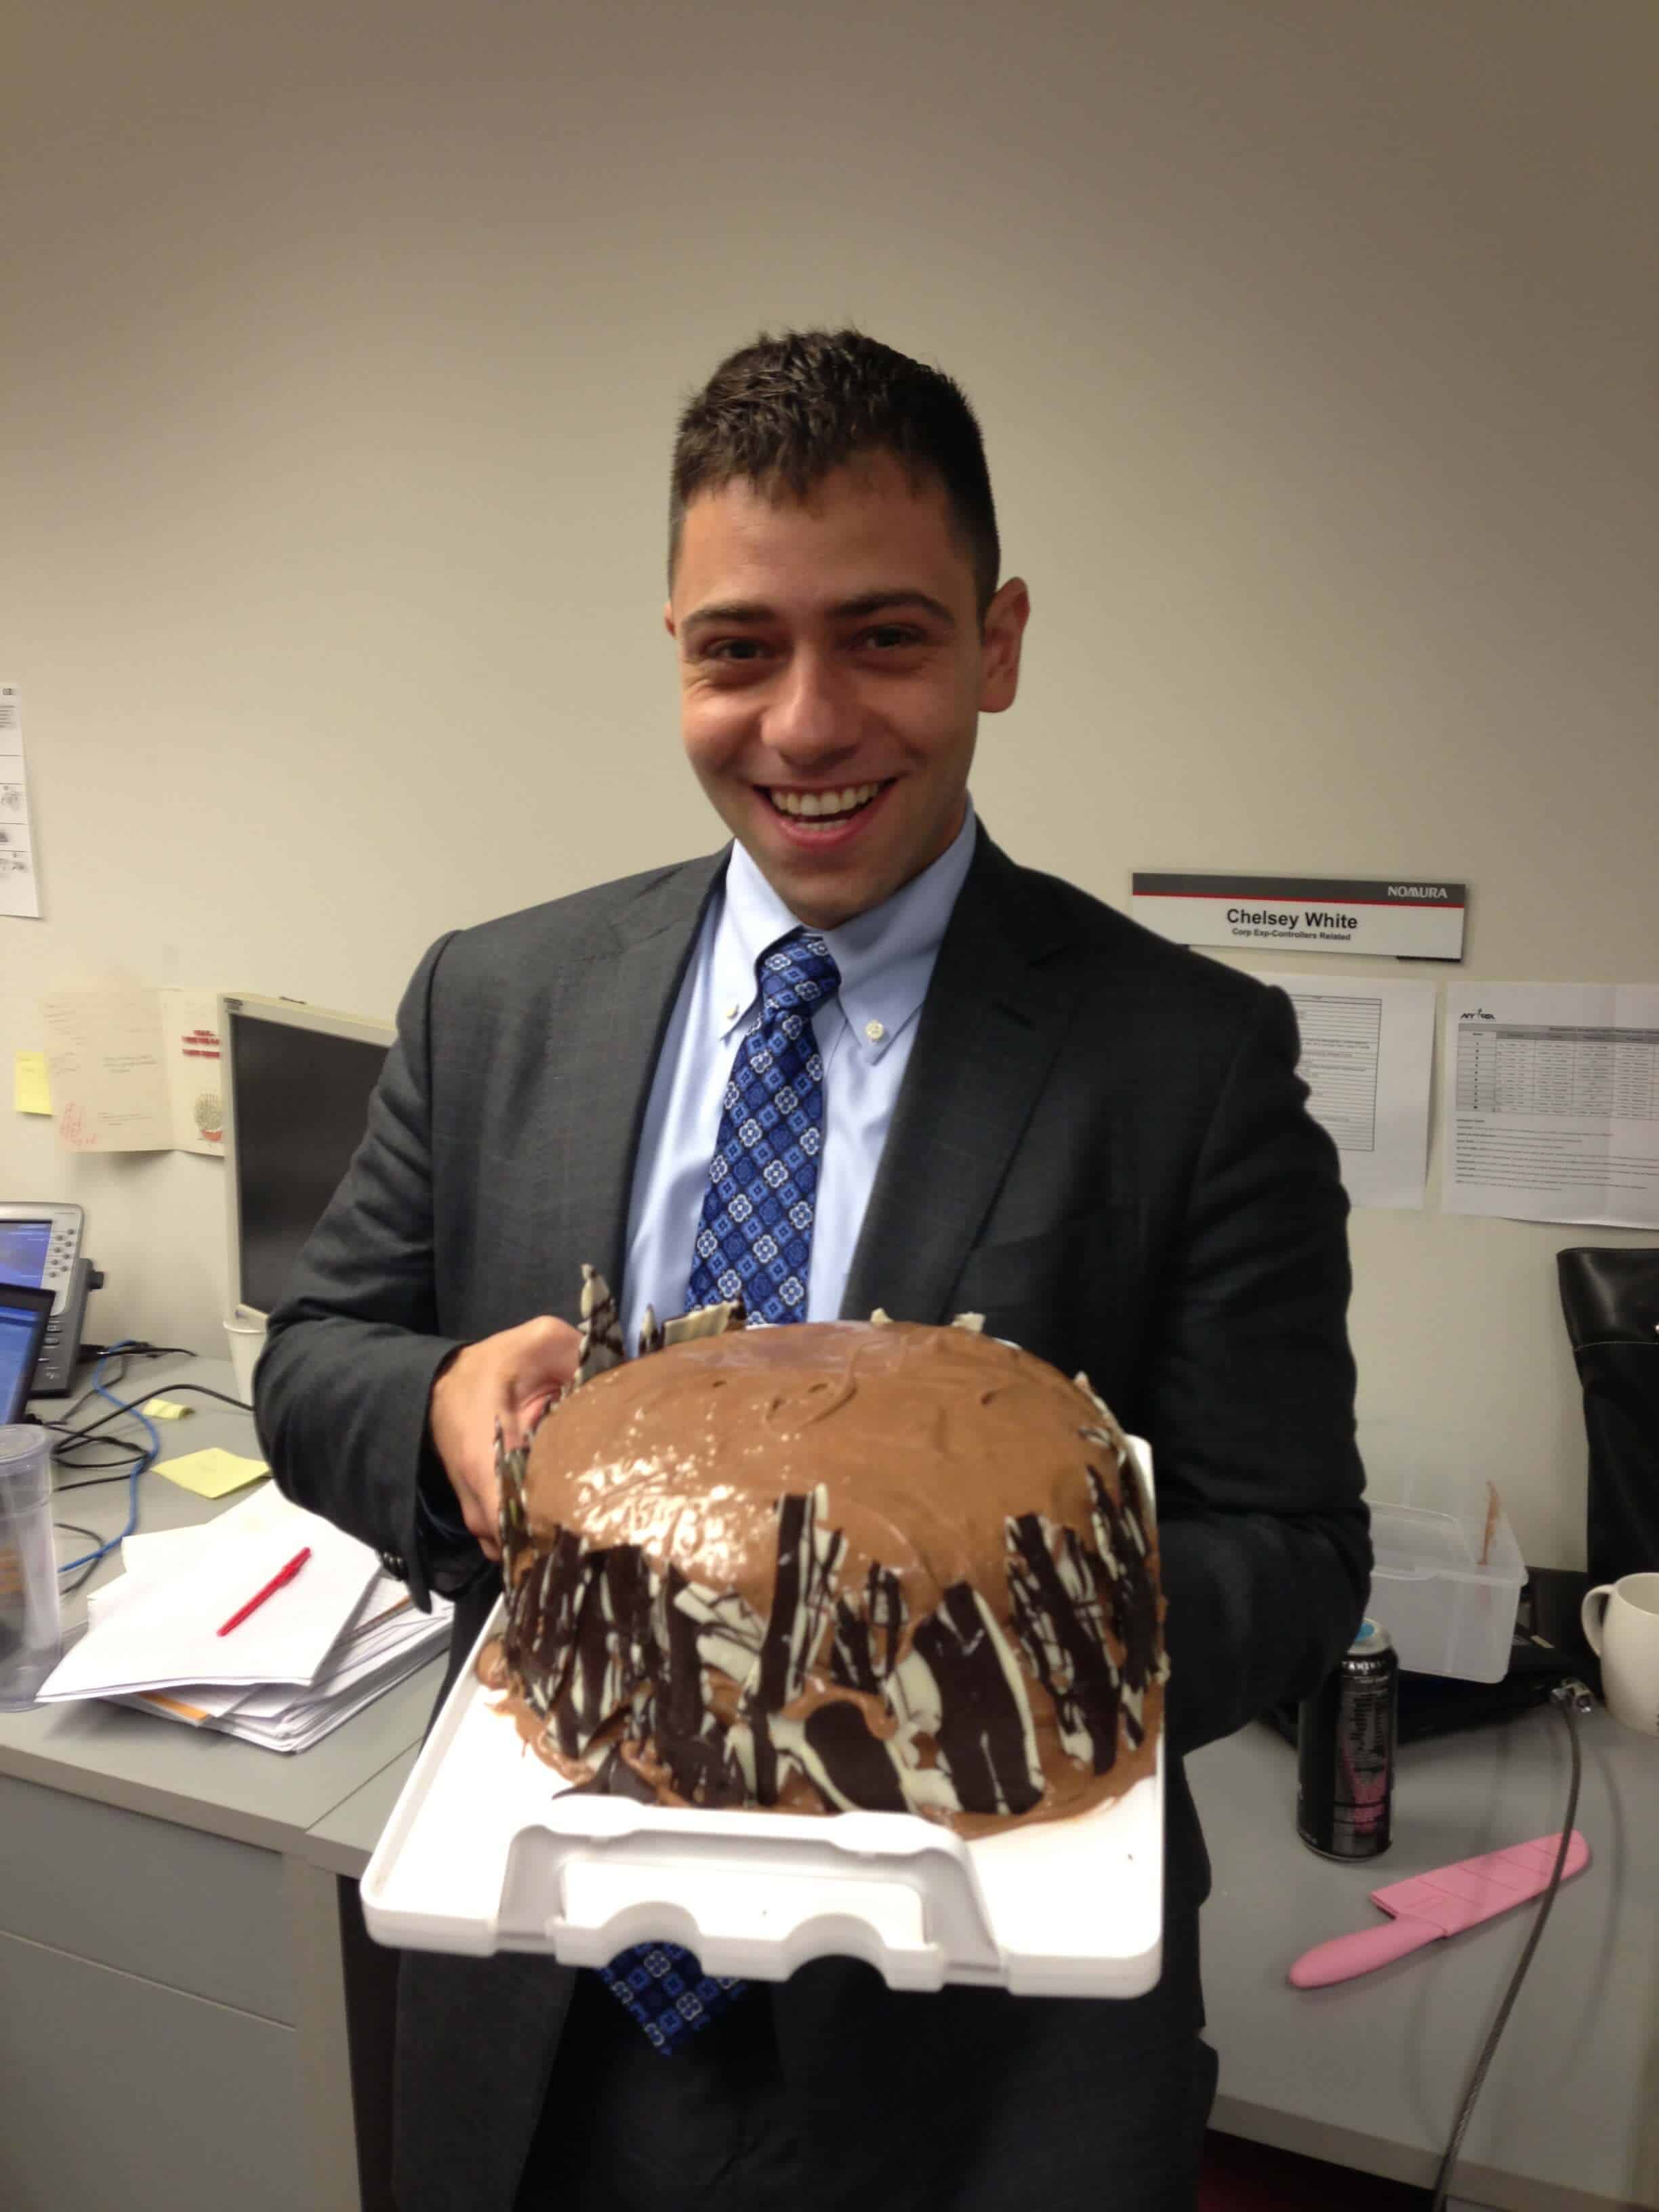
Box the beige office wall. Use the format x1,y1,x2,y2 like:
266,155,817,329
3,0,1655,1565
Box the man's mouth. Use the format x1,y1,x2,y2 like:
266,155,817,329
764,781,889,826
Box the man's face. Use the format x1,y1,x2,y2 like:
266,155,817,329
667,451,1029,929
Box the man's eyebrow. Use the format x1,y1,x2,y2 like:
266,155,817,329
680,590,958,636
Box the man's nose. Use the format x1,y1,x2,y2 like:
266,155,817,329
761,649,859,767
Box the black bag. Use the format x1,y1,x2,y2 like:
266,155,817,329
1557,1248,1659,1587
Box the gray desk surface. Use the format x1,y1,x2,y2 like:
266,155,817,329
0,1355,443,1853
1191,1709,1659,2212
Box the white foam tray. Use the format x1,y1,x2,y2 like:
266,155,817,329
361,1443,1163,1999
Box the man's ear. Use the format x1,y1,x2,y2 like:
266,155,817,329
663,599,677,640
979,577,1031,714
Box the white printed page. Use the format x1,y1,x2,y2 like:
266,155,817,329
0,681,41,918
1259,974,1437,1210
41,987,173,1151
1442,983,1659,1228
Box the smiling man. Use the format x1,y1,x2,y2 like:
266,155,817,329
258,329,1369,2212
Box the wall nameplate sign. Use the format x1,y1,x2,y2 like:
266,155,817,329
1130,874,1467,960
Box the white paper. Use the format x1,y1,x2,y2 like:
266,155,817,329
1259,974,1437,1210
0,681,41,919
38,1506,383,1698
41,984,224,1155
96,1491,450,1746
1442,983,1659,1228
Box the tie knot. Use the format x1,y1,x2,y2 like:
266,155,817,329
756,928,840,1018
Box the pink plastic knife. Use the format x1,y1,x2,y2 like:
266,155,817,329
1288,1830,1591,1988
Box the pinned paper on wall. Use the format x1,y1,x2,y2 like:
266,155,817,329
40,986,224,1154
1443,982,1659,1229
1258,973,1437,1210
14,1051,52,1115
0,681,41,920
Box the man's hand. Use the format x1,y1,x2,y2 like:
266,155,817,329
427,1315,581,1561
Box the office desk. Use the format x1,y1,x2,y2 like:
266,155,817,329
1191,1710,1659,2211
308,1702,1659,2211
0,1359,443,2212
9,1365,1655,2212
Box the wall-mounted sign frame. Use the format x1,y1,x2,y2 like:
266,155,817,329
1130,873,1467,960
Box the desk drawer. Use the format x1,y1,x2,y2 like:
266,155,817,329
0,1772,297,2022
0,1929,306,2212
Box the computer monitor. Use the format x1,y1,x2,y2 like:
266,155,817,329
0,1283,54,1421
220,994,395,1325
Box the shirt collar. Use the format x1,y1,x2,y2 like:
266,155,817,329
712,800,977,1058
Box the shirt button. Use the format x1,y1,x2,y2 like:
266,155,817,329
723,1002,740,1023
864,1019,886,1043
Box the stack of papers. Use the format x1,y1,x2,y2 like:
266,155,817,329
39,1487,452,1753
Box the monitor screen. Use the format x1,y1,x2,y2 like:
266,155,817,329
0,1285,53,1421
227,1007,392,1318
0,1218,53,1292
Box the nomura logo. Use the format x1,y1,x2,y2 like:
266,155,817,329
1387,884,1450,900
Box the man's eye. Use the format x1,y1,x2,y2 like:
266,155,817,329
706,638,769,662
861,626,923,651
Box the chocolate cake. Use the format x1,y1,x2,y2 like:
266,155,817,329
483,1271,1165,1834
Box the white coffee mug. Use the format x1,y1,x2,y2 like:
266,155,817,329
1580,1572,1659,1738
223,1312,266,1407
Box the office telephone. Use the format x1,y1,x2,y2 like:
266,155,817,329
0,1203,102,1395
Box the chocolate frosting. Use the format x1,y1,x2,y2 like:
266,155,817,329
491,1318,1165,1832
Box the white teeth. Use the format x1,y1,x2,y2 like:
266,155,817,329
769,783,881,819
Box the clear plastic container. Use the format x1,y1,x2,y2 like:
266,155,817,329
1365,1496,1525,1683
0,1425,63,1708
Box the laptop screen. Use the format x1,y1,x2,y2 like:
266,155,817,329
0,1284,54,1422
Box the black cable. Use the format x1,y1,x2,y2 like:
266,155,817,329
1429,1681,1590,2211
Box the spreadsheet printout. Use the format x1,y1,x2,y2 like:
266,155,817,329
1442,983,1659,1228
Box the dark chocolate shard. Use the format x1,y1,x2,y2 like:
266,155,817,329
791,1700,909,1814
572,1744,661,1804
1087,1467,1163,1742
909,1584,1043,1816
551,1543,660,1758
504,1527,590,1719
830,1563,906,1693
1005,1511,1122,1771
636,1565,747,1807
495,1420,530,1556
744,1486,846,1801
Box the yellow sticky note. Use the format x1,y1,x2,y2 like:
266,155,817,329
155,1448,269,1500
14,1050,52,1115
143,1398,192,1421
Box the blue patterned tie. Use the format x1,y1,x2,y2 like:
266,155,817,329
596,926,840,2051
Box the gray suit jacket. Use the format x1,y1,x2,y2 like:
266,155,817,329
258,825,1368,2210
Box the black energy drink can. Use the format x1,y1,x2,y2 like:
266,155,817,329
1296,1618,1397,1861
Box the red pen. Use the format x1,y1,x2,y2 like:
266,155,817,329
216,1546,312,1636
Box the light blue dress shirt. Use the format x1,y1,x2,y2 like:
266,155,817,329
620,802,977,1349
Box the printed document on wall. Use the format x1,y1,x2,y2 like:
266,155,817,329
1259,975,1436,1209
0,681,41,918
1442,983,1659,1229
41,987,224,1155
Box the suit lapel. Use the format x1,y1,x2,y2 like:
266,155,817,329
550,851,726,1305
842,832,1082,1325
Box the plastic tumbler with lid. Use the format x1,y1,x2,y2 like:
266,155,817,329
0,1425,62,1708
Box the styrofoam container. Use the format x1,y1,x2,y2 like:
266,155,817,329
361,1443,1164,1999
1365,1497,1525,1682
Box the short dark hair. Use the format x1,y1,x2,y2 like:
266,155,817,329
669,329,1001,619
